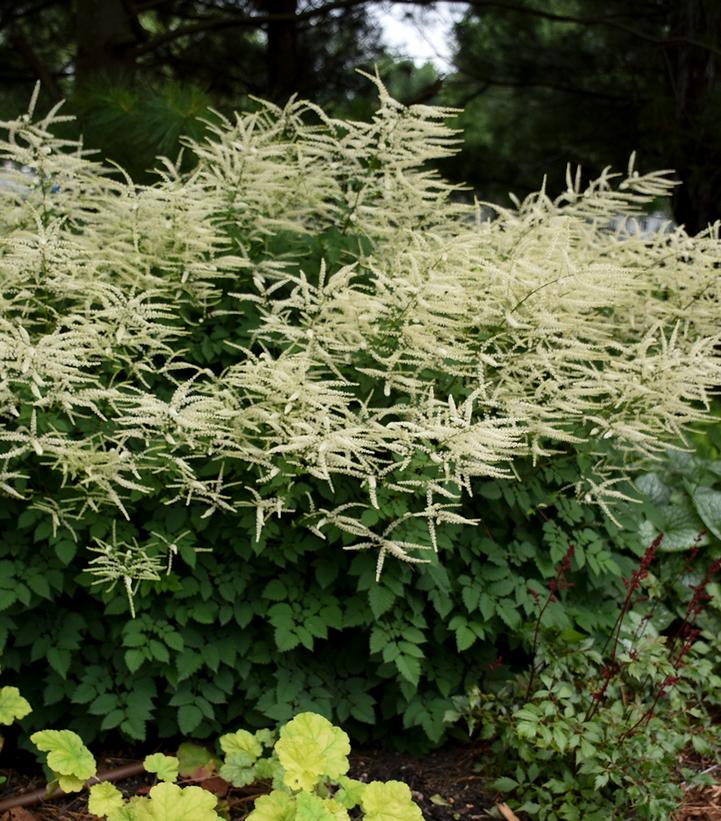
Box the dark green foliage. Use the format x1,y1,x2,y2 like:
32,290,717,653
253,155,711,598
0,427,652,749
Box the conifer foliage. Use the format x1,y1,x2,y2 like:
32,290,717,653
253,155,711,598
0,78,720,742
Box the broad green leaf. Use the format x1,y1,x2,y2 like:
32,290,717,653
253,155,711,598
335,775,367,809
690,486,721,540
144,753,179,783
88,781,125,817
30,729,96,785
246,789,295,821
132,782,220,821
361,780,423,821
176,742,215,777
0,686,32,724
58,774,87,792
295,792,349,821
219,728,262,761
275,712,350,792
219,752,256,787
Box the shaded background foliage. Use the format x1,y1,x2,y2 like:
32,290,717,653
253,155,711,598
1,0,721,230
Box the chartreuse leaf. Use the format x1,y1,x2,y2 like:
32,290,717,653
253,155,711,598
0,686,32,724
219,753,257,787
274,712,351,792
88,781,125,817
30,729,96,792
132,782,221,821
294,791,350,821
335,775,367,809
219,728,265,786
144,753,179,782
361,780,423,821
246,789,295,821
219,728,262,762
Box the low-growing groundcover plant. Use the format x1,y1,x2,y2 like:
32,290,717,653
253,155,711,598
445,538,721,820
0,75,721,747
29,712,422,820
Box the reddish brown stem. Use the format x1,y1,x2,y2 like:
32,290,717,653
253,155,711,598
0,761,145,812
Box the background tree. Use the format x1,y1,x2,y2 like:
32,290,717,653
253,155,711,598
1,0,721,230
441,0,721,233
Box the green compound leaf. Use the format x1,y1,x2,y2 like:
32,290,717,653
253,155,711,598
88,781,125,818
219,729,262,762
246,789,296,821
274,712,350,792
132,782,220,821
0,686,32,725
30,729,96,789
144,753,179,783
295,791,350,821
361,780,423,821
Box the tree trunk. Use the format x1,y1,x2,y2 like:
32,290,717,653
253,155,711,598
666,0,721,233
75,0,138,87
259,0,299,102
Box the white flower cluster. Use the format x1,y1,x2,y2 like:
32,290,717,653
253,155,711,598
1,78,719,608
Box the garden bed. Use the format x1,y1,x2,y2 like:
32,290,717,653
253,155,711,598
1,743,720,820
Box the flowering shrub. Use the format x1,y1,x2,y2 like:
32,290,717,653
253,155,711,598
0,78,720,743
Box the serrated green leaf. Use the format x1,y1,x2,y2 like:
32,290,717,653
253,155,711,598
177,704,203,735
361,780,423,821
219,753,257,787
88,781,125,817
275,712,350,792
132,782,220,821
0,686,32,725
336,775,367,809
30,730,96,786
295,791,349,821
246,789,295,821
368,586,395,618
144,753,179,783
220,728,262,760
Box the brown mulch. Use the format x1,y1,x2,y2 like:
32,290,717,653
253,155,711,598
1,744,720,820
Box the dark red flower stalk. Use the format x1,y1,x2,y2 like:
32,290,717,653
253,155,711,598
586,534,664,721
526,544,575,698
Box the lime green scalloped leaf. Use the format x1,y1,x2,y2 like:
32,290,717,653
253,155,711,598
109,796,144,821
295,792,350,821
30,730,96,786
132,782,220,821
335,775,367,809
246,789,295,821
177,743,215,778
144,753,179,783
0,686,32,725
361,780,423,821
219,752,256,787
88,781,125,818
255,729,276,748
254,756,281,781
219,729,262,762
58,774,87,792
275,712,350,792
